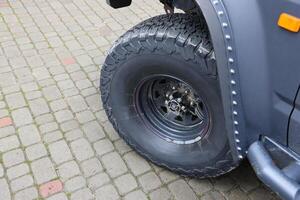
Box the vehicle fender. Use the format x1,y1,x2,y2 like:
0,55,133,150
193,0,263,162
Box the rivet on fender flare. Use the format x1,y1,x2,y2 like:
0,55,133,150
210,0,245,157
213,0,219,5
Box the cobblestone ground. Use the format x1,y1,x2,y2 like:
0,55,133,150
0,0,281,199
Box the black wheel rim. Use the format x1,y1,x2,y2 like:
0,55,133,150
135,75,211,144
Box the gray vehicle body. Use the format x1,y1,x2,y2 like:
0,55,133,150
106,0,300,199
190,0,300,159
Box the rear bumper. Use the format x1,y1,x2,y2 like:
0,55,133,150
248,140,300,200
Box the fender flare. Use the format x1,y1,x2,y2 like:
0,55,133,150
194,0,247,162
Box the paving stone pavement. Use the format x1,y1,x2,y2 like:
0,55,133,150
0,0,281,199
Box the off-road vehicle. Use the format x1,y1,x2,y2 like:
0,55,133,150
101,1,300,199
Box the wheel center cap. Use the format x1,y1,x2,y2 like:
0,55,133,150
168,100,180,112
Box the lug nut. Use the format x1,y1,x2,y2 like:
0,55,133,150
177,98,182,103
181,106,185,110
172,86,176,90
165,100,168,105
169,95,173,100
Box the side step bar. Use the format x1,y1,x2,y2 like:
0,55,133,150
248,141,300,200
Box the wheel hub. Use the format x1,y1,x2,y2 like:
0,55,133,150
135,76,211,144
163,84,204,124
167,100,181,113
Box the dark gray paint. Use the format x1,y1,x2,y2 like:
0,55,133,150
219,0,300,146
191,0,300,162
194,0,288,161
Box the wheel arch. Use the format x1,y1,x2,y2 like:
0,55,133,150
192,0,265,162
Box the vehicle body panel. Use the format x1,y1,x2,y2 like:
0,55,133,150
289,87,300,154
221,0,300,151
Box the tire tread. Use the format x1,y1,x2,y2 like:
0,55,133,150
100,13,236,178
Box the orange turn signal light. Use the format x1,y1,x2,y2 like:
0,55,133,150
278,13,300,33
